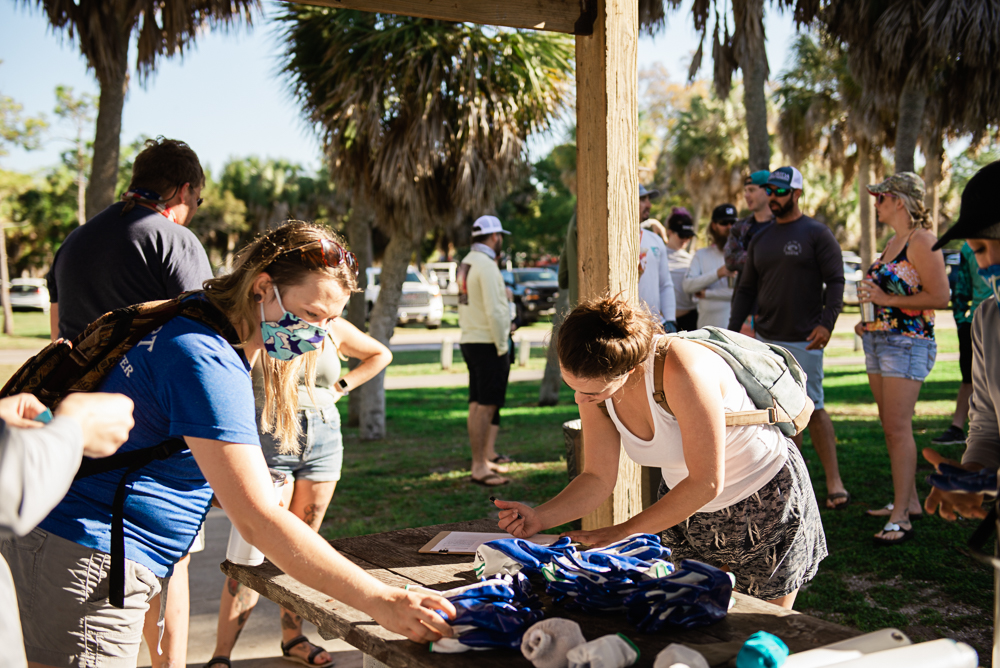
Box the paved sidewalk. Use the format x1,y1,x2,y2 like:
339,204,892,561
138,508,363,668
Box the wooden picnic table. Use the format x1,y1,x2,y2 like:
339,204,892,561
221,518,858,667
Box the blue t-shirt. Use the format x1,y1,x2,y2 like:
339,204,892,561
39,310,260,577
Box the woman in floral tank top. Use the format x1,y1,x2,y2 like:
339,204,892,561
855,173,950,546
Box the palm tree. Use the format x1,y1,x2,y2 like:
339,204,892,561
661,0,821,172
824,0,1000,200
278,7,574,439
26,0,257,220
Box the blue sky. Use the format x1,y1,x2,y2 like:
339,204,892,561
0,1,796,176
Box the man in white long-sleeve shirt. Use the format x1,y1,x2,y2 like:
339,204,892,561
638,184,677,332
684,204,739,328
0,392,133,668
459,215,514,487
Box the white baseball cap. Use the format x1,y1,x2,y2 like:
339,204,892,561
471,215,511,236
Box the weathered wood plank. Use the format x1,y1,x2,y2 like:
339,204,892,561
279,0,597,35
223,520,859,667
574,0,641,531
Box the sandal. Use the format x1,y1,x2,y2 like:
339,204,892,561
281,635,335,667
865,503,923,520
471,473,510,487
203,658,232,668
825,491,851,510
490,453,513,464
873,521,914,546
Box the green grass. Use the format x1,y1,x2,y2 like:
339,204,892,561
385,346,550,376
328,358,994,661
0,310,51,347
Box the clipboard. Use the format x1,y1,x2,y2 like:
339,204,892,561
418,531,561,555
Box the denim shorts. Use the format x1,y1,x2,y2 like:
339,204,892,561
1,528,161,667
862,331,937,382
261,405,344,482
756,336,825,410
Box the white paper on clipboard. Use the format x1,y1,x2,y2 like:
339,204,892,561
418,531,561,555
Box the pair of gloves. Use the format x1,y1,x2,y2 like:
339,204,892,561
521,618,639,668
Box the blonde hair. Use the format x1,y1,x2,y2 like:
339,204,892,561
203,221,358,453
557,294,662,382
895,192,932,230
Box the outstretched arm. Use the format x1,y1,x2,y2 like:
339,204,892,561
190,438,456,643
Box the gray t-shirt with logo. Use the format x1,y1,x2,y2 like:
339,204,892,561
48,202,214,340
728,214,844,341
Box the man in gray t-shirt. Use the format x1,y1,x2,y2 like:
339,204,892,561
46,137,213,668
728,166,850,511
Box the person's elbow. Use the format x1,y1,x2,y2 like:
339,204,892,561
691,471,725,502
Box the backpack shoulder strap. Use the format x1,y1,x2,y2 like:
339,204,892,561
651,336,674,416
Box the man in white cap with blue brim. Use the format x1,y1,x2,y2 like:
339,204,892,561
458,215,514,487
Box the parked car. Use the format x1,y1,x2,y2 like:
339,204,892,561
366,266,444,328
424,262,460,308
842,251,863,306
502,267,559,324
7,277,50,312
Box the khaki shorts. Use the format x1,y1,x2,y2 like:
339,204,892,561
0,528,161,668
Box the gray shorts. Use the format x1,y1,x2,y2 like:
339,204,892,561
0,528,161,668
658,447,828,600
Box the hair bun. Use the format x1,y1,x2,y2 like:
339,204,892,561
598,298,632,332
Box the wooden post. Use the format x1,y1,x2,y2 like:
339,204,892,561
518,338,531,366
575,0,639,530
440,338,453,370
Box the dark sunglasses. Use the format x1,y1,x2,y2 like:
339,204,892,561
714,219,735,226
763,186,791,197
196,198,204,207
277,239,359,277
875,192,897,205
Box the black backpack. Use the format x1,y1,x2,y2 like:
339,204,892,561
1,291,243,607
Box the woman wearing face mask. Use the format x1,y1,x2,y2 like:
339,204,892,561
1,221,454,667
923,161,1000,522
854,173,949,546
493,295,827,609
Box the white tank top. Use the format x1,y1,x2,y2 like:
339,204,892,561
605,336,789,512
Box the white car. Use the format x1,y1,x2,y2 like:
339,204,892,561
842,251,863,306
7,278,50,312
424,262,460,307
366,266,444,328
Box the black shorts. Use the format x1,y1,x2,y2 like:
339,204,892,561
958,321,973,384
460,343,510,407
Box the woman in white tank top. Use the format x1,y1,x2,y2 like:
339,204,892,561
494,296,827,609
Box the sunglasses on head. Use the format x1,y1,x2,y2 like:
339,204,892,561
763,186,791,197
275,239,359,277
875,192,898,205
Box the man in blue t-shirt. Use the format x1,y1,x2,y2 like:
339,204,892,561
728,166,850,511
46,137,214,668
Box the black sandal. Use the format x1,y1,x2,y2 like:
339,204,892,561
281,635,335,667
203,658,232,668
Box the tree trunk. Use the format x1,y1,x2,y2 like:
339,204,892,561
739,0,770,172
85,31,129,220
0,227,13,335
894,68,926,174
858,138,876,270
361,232,414,440
538,291,568,406
344,203,374,428
921,127,944,235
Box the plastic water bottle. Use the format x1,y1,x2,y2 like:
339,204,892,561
226,469,288,566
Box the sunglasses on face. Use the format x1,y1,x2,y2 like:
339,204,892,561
714,220,735,226
876,192,897,205
276,239,359,277
763,186,791,197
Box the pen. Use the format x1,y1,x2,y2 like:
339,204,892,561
490,495,520,520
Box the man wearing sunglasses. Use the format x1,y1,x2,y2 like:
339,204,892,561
46,136,213,668
728,166,850,511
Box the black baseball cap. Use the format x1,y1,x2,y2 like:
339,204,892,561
933,161,1000,250
667,207,695,238
712,203,738,223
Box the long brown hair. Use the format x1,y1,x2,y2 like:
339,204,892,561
557,294,661,381
203,221,358,453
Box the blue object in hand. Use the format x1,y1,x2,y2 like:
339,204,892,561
927,463,998,495
33,408,53,424
736,631,788,668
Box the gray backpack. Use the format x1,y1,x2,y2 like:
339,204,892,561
598,326,814,437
